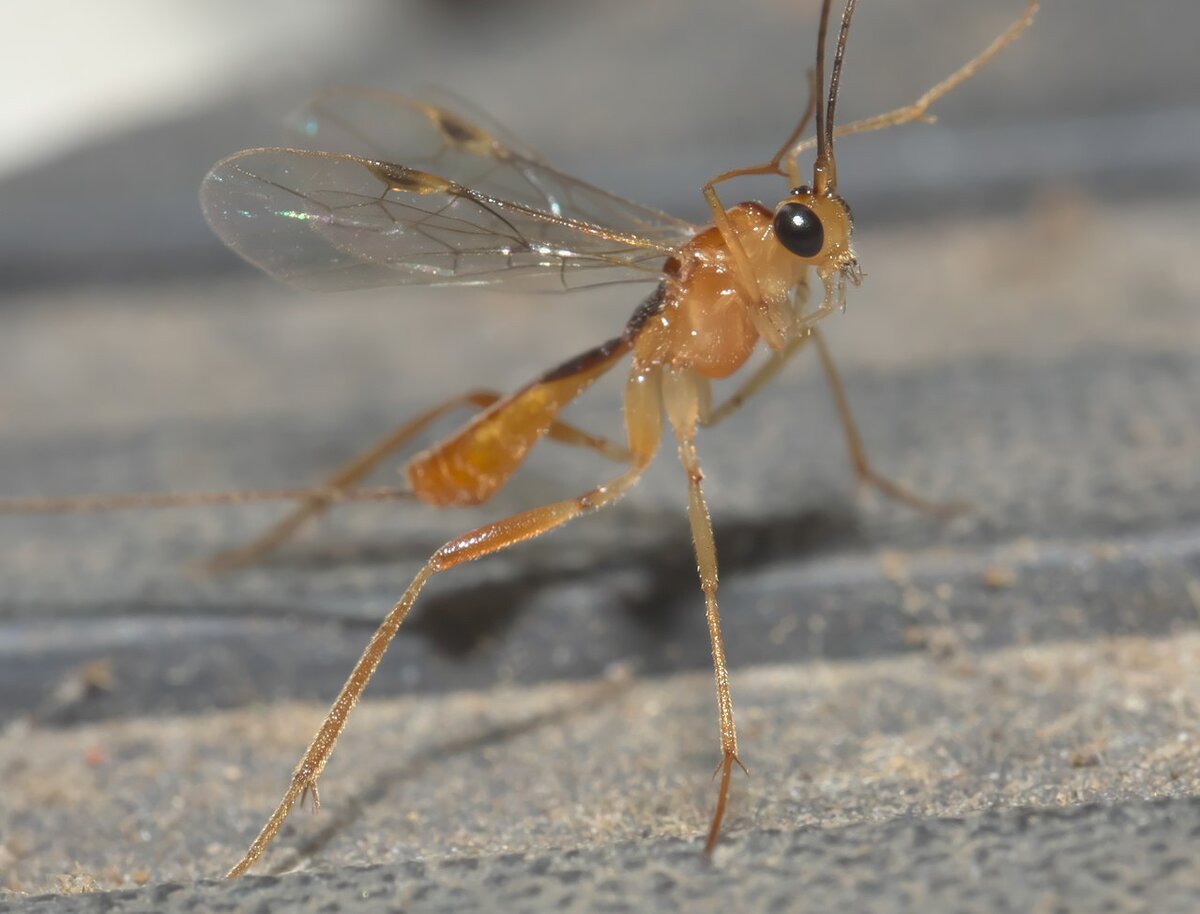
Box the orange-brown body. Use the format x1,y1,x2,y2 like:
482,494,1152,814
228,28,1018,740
0,0,1038,879
406,201,811,507
634,202,808,379
406,337,630,506
212,0,1036,876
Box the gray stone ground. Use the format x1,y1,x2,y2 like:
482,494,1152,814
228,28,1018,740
2,0,1200,911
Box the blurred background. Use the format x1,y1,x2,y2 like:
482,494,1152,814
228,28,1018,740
2,0,1200,903
2,0,1198,288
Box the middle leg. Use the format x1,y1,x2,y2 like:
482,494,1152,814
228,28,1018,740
662,367,745,852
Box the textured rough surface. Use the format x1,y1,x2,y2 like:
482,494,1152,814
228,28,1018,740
6,633,1200,897
2,0,1200,911
7,801,1200,914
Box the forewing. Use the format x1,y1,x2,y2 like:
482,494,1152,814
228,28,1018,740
284,88,696,248
201,148,680,292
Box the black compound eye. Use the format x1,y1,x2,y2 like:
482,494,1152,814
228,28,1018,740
773,202,824,258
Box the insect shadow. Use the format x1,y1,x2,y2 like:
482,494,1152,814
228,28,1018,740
269,671,635,876
264,500,864,659
0,0,1038,876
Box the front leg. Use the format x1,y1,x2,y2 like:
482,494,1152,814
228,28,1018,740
701,334,809,428
703,329,964,518
701,183,789,350
811,329,965,518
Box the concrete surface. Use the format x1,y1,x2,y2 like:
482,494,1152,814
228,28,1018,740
2,0,1200,911
1,193,1197,911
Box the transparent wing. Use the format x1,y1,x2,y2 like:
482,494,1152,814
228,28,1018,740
201,147,684,292
284,87,697,249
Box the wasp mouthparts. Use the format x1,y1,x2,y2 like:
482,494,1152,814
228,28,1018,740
841,258,864,286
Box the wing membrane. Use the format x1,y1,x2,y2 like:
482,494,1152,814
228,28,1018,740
201,148,682,291
284,88,696,248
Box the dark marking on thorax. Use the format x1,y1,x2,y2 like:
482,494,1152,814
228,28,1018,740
536,338,627,385
623,281,668,341
535,282,668,385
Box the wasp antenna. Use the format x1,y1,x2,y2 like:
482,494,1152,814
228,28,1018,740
814,0,859,195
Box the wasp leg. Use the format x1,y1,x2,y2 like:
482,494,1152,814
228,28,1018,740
699,71,821,345
225,369,662,878
785,0,1038,177
812,329,965,518
207,389,630,571
701,335,809,429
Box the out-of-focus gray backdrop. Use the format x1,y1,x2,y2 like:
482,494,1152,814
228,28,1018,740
1,2,1199,912
2,0,1198,286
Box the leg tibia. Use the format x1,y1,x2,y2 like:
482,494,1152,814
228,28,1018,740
227,369,665,877
210,381,632,570
662,367,742,851
208,390,504,570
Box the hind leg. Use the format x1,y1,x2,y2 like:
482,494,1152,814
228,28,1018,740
207,389,630,571
225,368,663,877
